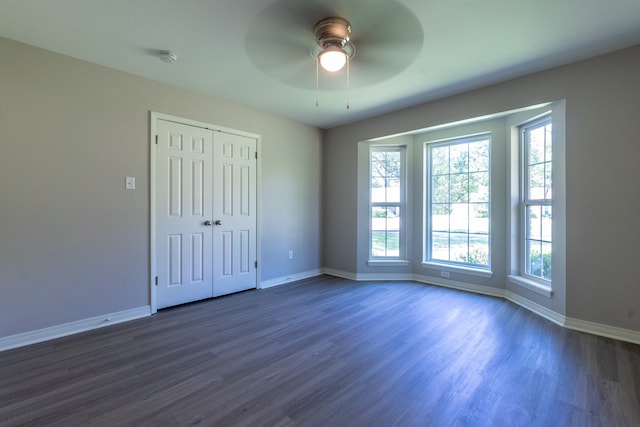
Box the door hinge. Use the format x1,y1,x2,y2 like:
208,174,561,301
155,135,158,144
155,276,158,286
255,151,258,159
254,261,258,269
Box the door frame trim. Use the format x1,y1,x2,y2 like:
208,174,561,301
149,112,262,313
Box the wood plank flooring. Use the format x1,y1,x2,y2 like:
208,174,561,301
1,276,639,426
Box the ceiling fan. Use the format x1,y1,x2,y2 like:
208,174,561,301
245,0,424,94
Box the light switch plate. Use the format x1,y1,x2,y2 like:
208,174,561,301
125,176,136,190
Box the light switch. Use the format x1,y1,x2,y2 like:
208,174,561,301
125,176,136,190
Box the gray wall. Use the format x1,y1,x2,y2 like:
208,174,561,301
0,37,322,338
323,44,640,332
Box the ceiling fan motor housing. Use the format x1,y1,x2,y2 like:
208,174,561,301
314,17,351,49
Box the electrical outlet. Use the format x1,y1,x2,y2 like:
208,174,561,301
288,250,294,260
440,271,451,278
125,176,136,190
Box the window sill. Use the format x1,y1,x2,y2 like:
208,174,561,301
508,275,552,298
421,262,493,278
367,260,410,267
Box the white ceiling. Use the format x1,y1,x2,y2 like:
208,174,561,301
2,0,640,129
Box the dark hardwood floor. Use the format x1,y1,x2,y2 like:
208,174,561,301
2,276,639,426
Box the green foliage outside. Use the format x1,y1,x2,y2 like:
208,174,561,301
455,247,489,266
372,232,399,257
529,250,552,280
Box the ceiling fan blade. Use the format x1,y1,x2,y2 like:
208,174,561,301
245,0,423,90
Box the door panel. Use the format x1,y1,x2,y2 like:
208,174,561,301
156,120,214,309
212,131,257,296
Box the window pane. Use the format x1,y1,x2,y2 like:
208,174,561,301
385,178,401,203
450,144,469,174
372,230,400,257
468,235,490,265
541,242,552,280
431,146,449,175
526,239,542,277
371,156,385,177
527,205,542,241
469,171,489,202
541,206,552,242
385,232,400,257
525,205,552,280
526,240,551,280
544,164,552,201
431,232,450,261
450,203,469,233
469,140,490,172
371,206,400,257
450,173,469,203
371,231,387,257
432,175,450,203
545,124,553,162
387,207,400,231
432,204,450,232
371,151,401,204
450,233,469,263
370,177,385,203
372,207,400,228
528,127,546,165
528,164,545,199
469,203,489,234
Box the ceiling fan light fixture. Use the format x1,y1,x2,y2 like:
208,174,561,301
313,17,355,72
318,46,347,72
312,16,356,109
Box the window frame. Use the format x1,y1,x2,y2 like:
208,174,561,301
424,133,492,272
520,115,553,284
369,145,407,261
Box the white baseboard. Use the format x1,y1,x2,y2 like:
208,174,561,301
564,316,640,345
356,272,415,281
505,290,566,327
321,268,358,281
321,268,415,282
506,290,640,344
0,306,151,352
259,269,323,289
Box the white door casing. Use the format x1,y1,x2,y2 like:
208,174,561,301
152,116,258,310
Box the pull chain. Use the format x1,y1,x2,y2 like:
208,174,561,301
346,54,350,110
315,58,319,107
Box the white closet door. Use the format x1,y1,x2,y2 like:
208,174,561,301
212,131,257,297
156,120,214,309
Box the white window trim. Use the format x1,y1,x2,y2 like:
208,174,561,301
507,100,565,299
508,275,553,297
520,116,553,284
368,260,410,267
422,261,493,278
368,145,407,262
